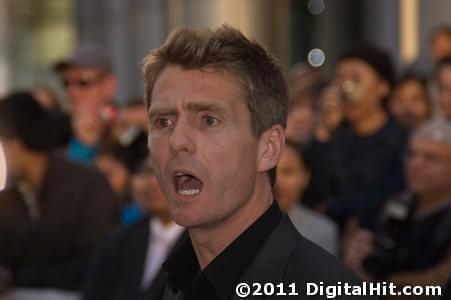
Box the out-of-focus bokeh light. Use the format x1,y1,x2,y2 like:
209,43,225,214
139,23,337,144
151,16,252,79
307,48,325,67
0,141,6,191
308,0,325,15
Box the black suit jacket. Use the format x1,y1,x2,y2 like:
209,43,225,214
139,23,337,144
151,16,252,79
83,217,185,300
164,215,375,299
0,154,117,290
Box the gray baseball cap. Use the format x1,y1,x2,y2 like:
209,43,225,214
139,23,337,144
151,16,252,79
54,44,112,72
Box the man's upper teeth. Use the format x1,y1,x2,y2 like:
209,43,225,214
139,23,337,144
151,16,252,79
178,189,200,195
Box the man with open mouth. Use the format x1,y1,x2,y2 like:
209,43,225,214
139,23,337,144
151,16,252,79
143,25,371,300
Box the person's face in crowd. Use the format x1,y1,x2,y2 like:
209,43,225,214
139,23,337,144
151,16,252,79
389,79,430,129
438,66,451,119
285,102,314,144
406,137,451,196
61,67,116,115
318,86,344,130
148,65,276,228
274,145,310,211
95,154,130,196
430,32,451,63
335,59,389,124
132,158,170,219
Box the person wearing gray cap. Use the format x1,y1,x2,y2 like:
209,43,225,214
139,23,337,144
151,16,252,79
54,44,118,163
343,119,451,295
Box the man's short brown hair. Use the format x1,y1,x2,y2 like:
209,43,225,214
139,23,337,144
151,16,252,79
143,24,288,138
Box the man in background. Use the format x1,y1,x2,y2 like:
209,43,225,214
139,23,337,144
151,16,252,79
343,120,451,296
54,44,118,163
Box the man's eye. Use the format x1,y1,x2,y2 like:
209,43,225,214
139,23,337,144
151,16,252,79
154,118,174,129
203,116,219,127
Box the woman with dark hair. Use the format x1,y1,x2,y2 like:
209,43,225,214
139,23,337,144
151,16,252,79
274,140,338,255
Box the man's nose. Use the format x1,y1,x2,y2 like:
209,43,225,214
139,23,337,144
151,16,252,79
169,119,196,154
66,85,84,100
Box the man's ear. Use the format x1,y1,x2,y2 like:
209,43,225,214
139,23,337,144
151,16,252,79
257,125,285,173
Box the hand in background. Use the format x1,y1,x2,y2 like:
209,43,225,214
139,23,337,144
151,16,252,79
342,220,374,281
314,85,344,143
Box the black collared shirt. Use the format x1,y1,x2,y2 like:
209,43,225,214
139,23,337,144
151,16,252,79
163,201,283,300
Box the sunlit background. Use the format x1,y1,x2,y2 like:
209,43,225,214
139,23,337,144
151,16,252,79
0,1,451,299
0,0,450,101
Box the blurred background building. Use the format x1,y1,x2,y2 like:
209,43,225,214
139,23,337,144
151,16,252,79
0,0,451,104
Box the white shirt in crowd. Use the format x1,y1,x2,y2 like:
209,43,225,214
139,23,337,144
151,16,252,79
141,218,184,289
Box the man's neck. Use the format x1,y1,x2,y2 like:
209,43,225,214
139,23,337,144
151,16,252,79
189,178,273,270
417,190,451,214
352,108,387,137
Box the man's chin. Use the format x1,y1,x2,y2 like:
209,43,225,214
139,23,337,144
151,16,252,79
171,214,201,228
170,208,215,229
169,204,200,227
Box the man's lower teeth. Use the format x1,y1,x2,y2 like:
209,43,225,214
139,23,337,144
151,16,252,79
178,189,200,195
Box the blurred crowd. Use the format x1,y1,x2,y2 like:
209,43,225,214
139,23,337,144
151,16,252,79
0,25,451,299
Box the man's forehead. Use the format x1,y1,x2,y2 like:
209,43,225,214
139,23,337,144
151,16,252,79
149,68,245,114
433,31,451,41
411,137,451,155
153,65,243,92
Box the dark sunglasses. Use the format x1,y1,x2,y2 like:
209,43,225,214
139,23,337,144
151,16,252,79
62,74,104,89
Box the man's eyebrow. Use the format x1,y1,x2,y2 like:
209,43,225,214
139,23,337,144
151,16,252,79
148,101,230,120
148,106,177,120
185,102,228,115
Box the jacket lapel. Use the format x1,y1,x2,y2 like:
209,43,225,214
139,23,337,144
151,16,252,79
230,215,299,300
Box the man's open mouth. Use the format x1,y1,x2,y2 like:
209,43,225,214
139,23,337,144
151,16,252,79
173,171,203,196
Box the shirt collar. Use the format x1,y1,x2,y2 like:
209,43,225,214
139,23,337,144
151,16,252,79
163,200,282,299
149,218,184,244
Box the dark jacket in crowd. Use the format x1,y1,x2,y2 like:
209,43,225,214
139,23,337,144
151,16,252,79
0,154,117,290
304,118,407,227
83,217,186,300
362,192,451,279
